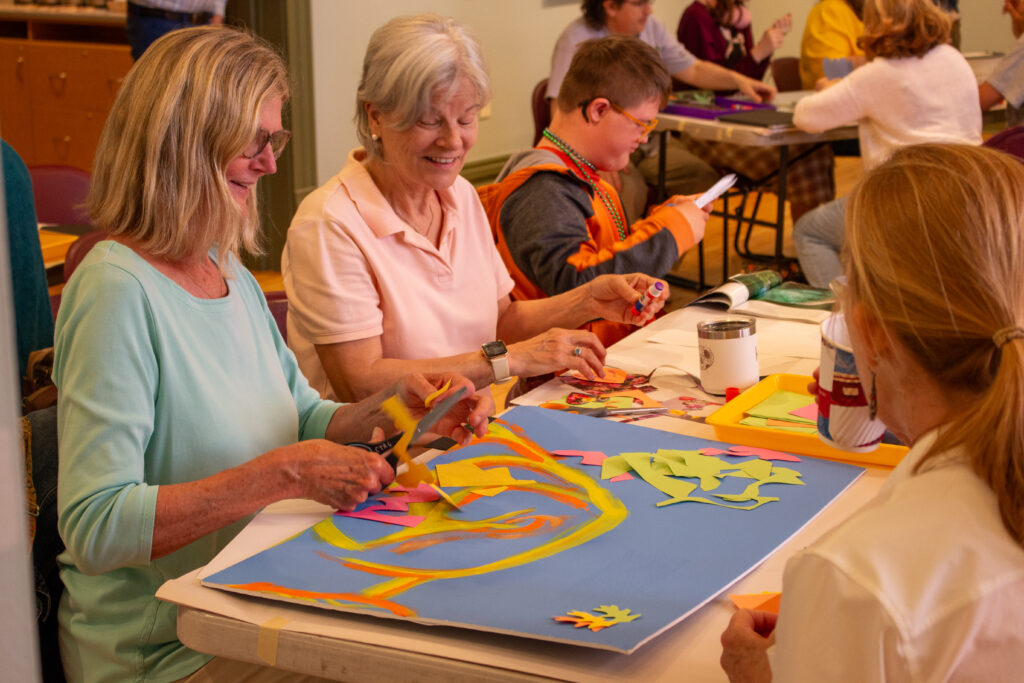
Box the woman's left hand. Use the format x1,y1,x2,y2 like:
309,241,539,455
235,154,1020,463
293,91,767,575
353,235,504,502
396,372,492,444
720,609,777,683
586,274,668,326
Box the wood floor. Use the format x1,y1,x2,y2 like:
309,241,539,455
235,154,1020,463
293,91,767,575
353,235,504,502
665,155,863,310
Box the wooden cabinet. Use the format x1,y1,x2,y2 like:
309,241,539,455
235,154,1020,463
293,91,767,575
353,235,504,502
0,7,131,171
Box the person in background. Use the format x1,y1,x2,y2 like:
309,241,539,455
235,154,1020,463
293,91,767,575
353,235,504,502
481,36,708,346
791,0,980,288
548,0,775,222
721,142,1024,682
677,0,792,82
283,14,667,404
979,1,1024,128
799,0,866,90
674,0,834,223
55,26,489,683
125,0,224,60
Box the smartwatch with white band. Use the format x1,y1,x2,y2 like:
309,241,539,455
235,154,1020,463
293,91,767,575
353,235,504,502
481,340,512,383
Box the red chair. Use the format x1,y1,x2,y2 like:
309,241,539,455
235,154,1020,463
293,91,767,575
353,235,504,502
531,78,551,146
62,229,106,283
28,165,92,225
264,290,288,342
769,57,802,93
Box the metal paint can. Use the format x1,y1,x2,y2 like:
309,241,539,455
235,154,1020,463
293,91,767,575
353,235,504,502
697,318,759,395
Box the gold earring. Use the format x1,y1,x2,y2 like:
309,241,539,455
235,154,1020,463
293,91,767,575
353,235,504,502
868,370,878,421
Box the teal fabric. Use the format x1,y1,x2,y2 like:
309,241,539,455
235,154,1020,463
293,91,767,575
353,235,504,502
2,139,54,378
53,241,339,682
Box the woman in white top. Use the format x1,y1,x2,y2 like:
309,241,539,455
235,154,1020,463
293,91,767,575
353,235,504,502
790,0,980,287
720,143,1024,681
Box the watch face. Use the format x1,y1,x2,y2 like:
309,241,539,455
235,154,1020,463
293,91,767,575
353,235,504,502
482,340,508,358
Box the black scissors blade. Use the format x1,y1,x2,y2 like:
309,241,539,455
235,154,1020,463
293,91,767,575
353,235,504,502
345,385,468,470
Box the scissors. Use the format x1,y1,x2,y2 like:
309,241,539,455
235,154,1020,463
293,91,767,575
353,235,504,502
346,386,468,468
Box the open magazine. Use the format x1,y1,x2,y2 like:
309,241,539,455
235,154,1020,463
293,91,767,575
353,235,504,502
688,270,834,323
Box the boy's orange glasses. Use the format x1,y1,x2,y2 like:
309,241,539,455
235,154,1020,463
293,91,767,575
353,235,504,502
609,102,658,135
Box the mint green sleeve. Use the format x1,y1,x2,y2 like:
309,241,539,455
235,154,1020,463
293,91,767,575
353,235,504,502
54,263,160,576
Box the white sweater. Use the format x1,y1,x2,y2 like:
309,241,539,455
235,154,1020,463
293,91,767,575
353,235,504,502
794,44,981,170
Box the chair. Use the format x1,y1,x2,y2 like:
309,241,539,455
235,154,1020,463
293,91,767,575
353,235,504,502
22,405,67,683
264,290,288,342
62,229,107,283
531,78,551,146
769,57,802,93
983,125,1024,163
27,165,92,225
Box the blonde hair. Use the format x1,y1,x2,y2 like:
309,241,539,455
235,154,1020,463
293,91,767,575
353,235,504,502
355,14,491,160
859,0,952,59
845,143,1024,543
87,26,289,271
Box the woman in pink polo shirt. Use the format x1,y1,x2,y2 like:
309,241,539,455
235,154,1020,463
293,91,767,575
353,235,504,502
283,14,667,402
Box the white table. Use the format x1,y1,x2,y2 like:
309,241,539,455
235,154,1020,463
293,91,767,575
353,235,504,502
157,308,891,682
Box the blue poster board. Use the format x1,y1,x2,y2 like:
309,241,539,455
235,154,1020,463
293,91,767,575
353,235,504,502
204,406,862,653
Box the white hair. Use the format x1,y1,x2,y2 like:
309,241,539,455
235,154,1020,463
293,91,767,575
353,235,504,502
355,14,492,158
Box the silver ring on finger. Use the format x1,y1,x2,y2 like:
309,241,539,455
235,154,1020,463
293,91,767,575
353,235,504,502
573,346,583,357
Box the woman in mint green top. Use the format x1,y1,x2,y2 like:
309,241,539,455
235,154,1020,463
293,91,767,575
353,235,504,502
53,27,488,683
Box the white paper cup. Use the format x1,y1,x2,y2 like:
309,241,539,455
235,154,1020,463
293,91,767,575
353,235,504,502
698,318,759,395
817,313,886,452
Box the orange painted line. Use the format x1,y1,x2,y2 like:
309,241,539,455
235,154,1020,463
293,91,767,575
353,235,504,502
226,581,416,617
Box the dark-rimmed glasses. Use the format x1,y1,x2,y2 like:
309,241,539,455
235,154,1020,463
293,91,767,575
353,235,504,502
242,129,292,160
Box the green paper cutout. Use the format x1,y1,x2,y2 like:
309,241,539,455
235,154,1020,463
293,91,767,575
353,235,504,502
746,390,816,424
740,416,819,434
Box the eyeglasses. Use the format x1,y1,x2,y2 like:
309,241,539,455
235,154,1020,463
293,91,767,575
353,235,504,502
609,102,658,135
242,129,292,160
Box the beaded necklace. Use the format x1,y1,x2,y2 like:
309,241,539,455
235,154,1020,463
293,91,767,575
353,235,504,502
541,128,628,241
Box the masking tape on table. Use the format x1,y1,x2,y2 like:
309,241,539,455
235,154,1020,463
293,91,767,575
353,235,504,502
256,616,290,666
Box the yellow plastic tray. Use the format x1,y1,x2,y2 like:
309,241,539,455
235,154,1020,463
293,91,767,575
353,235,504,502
706,374,907,469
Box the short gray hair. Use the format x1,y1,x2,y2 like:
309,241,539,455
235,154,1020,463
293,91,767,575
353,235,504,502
355,14,491,159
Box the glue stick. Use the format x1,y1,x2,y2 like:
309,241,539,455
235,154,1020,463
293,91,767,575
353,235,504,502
633,281,665,313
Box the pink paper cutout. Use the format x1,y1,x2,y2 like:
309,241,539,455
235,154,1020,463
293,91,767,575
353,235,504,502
699,446,801,462
551,449,608,466
609,473,634,482
727,445,801,462
336,508,425,527
789,403,818,421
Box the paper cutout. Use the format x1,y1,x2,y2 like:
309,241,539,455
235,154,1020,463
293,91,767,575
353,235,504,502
554,604,641,631
789,403,818,421
608,473,634,482
593,367,629,384
435,461,536,487
335,482,441,527
551,449,608,466
424,379,452,407
599,449,803,509
738,416,818,434
379,394,429,486
728,592,781,614
602,389,663,408
700,446,801,462
747,390,816,424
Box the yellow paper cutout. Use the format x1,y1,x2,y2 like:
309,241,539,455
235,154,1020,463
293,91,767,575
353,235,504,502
424,378,452,408
380,394,429,487
554,604,641,631
472,486,508,497
435,461,535,488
